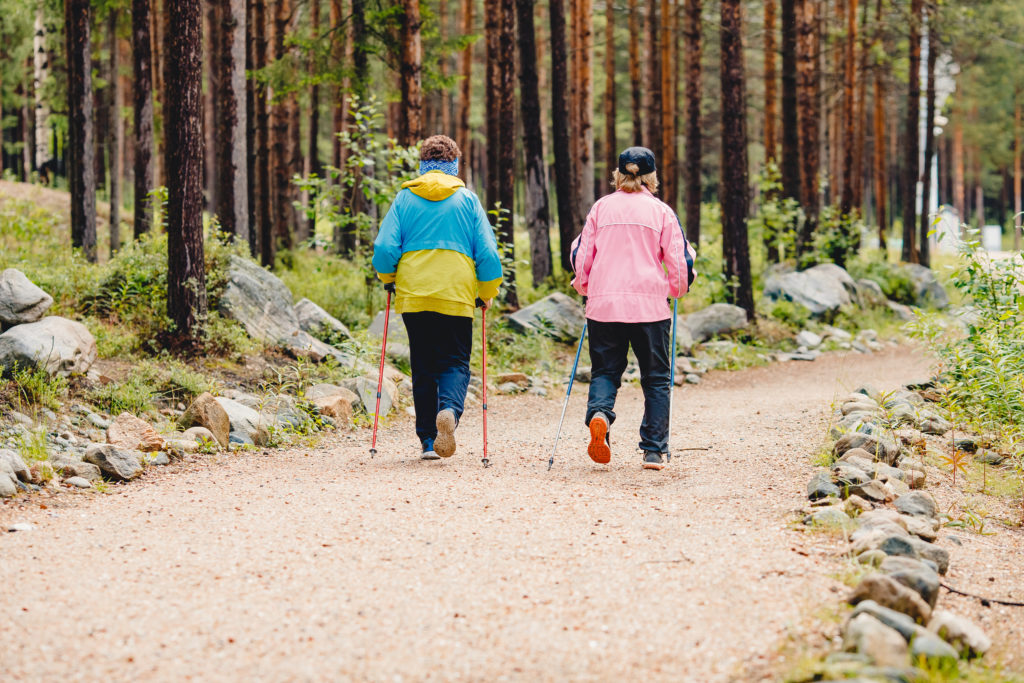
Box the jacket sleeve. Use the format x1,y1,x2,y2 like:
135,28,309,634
661,210,697,298
571,206,599,296
372,194,404,283
470,194,504,300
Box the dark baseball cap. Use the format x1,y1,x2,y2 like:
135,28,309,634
618,146,657,175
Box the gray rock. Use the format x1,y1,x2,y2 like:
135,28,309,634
833,463,872,487
808,471,840,500
683,303,749,342
497,382,523,394
86,413,111,430
973,450,1005,466
0,316,98,376
0,449,29,482
147,452,171,466
670,316,696,355
823,325,854,342
804,506,855,529
895,492,938,519
856,549,888,567
58,460,102,482
778,351,819,362
386,342,411,367
182,426,219,448
229,431,253,446
928,610,991,658
218,256,353,365
919,416,952,436
903,515,938,542
850,479,892,503
901,264,950,309
355,377,397,416
851,600,926,642
909,631,958,667
856,278,887,306
886,300,916,322
84,444,143,481
214,397,270,447
0,268,53,327
65,476,91,488
368,308,410,343
953,437,979,453
834,432,901,464
0,473,16,497
763,263,859,316
908,538,949,575
506,293,586,343
881,556,941,608
684,373,701,384
574,366,592,383
843,613,910,668
796,330,823,348
878,535,920,560
849,574,932,624
294,297,353,341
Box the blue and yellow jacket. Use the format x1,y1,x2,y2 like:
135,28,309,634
372,171,503,318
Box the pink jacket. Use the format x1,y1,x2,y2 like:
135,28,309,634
571,188,696,323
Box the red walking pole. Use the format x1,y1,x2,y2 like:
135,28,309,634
477,298,490,467
369,287,393,457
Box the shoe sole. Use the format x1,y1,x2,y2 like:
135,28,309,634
588,417,611,464
435,410,457,458
421,451,441,461
642,461,665,471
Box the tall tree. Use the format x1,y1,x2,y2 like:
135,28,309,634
486,0,517,305
627,0,642,145
795,0,821,258
254,0,274,265
919,8,937,267
1015,98,1022,250
571,0,594,206
683,0,702,245
133,0,154,238
439,0,452,135
550,0,579,271
66,0,96,262
660,0,676,208
840,0,858,217
720,0,753,319
308,0,321,178
108,9,124,256
165,0,207,339
901,0,923,263
604,0,616,189
872,0,887,248
764,0,778,162
271,0,297,251
211,0,248,242
399,0,422,145
517,0,552,285
457,0,474,186
780,0,800,201
645,1,662,174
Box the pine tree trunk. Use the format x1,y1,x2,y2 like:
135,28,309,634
152,0,166,188
660,0,675,208
132,0,154,237
211,0,249,243
108,10,123,255
517,0,552,286
918,12,936,267
604,0,617,190
872,0,886,248
901,0,922,263
780,0,800,201
764,0,778,163
683,0,702,245
308,0,321,178
457,0,474,187
165,0,207,340
438,0,451,135
246,0,257,256
840,0,857,217
720,0,753,319
204,2,216,215
1014,99,1021,251
952,120,964,223
485,0,500,209
550,0,578,271
399,0,422,145
66,0,96,262
645,1,661,175
578,0,594,205
852,0,869,210
33,9,51,172
795,0,820,259
271,0,295,252
254,0,274,266
486,0,517,306
627,0,642,146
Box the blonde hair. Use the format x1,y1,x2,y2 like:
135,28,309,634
612,162,659,193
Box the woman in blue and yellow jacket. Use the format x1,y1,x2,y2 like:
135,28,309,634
372,134,502,461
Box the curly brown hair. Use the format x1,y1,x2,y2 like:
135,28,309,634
419,135,462,162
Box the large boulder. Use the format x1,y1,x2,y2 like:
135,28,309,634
84,444,143,481
683,304,748,343
214,397,270,447
506,293,586,343
369,309,409,343
900,264,949,309
0,316,97,376
178,392,231,448
218,256,353,365
0,449,30,482
0,269,53,328
763,263,859,316
295,298,353,341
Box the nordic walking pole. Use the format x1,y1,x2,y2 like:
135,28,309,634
369,284,394,457
667,298,678,462
477,297,490,468
548,321,588,471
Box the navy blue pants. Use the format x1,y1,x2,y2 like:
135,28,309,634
403,312,472,444
585,318,672,454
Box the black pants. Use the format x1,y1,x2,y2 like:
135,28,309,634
403,311,472,444
585,318,672,454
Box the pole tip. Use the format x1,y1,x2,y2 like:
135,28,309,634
482,458,491,468
547,458,554,471
369,448,377,457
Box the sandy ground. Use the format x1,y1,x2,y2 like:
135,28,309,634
0,346,989,683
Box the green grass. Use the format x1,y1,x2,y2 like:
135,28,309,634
17,429,50,464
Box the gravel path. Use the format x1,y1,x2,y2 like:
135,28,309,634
1,347,932,682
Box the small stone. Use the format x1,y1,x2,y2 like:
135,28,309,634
928,610,991,658
497,372,529,387
888,478,911,498
919,417,952,436
903,515,938,542
183,426,219,448
895,491,938,519
804,507,855,529
844,494,873,514
849,574,932,624
178,393,231,449
313,394,354,425
833,463,872,487
529,387,548,397
147,452,171,466
796,330,823,348
843,613,909,668
0,449,30,482
880,556,941,608
164,439,199,455
86,413,111,430
65,476,91,488
898,464,926,489
58,460,101,482
851,600,925,642
856,549,888,567
8,522,34,532
229,431,254,446
973,450,1005,466
83,444,143,481
808,471,841,500
574,366,592,383
909,631,959,668
214,397,271,447
908,538,949,575
685,373,701,384
953,437,979,453
878,535,920,560
0,475,16,498
842,401,878,416
497,382,523,394
106,413,165,452
850,479,892,503
834,432,901,464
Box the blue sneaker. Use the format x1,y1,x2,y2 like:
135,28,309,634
421,439,440,461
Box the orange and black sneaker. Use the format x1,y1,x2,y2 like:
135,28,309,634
642,451,665,471
587,413,611,464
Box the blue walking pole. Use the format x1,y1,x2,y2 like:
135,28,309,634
667,298,678,462
548,322,588,471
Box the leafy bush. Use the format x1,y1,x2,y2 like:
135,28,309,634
89,375,158,416
748,163,803,263
769,300,813,331
4,363,68,412
849,260,916,305
805,205,865,269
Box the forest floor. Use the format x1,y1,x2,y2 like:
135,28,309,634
1,345,1020,681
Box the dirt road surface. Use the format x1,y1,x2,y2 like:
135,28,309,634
1,347,932,681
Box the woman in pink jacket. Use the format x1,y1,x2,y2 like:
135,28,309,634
570,147,696,470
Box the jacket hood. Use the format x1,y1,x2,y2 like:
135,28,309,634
402,171,465,201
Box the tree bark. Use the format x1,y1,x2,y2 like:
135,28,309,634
457,0,474,186
211,0,249,243
517,0,552,285
660,0,676,208
550,0,579,271
901,0,922,263
952,119,964,223
399,0,423,145
439,0,452,135
840,0,857,217
33,9,51,172
573,0,594,206
764,0,778,163
872,0,886,249
246,0,257,256
108,9,123,255
645,1,661,175
720,0,753,319
165,0,207,339
66,0,96,262
918,10,936,267
604,0,617,190
795,0,820,259
780,0,800,200
683,0,702,245
308,0,321,178
852,0,869,210
132,0,154,237
271,0,296,251
1014,99,1022,251
152,0,165,188
254,0,274,266
627,0,642,146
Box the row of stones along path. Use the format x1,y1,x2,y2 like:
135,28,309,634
1,347,933,681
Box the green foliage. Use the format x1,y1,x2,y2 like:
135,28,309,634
6,362,68,412
17,429,50,464
749,163,803,262
848,260,917,305
769,300,813,331
278,249,385,330
89,358,220,416
804,205,864,269
89,375,157,416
